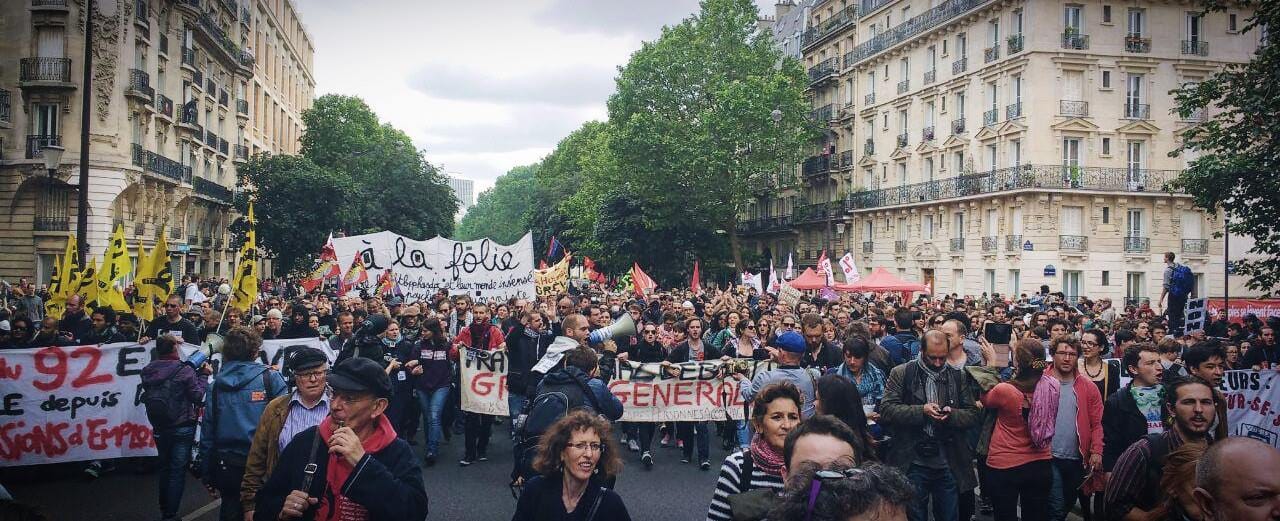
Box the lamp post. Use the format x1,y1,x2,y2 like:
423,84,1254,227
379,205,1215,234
41,145,65,232
770,108,782,267
77,0,95,266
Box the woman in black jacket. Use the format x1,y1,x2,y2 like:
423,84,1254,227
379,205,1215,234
511,411,631,521
627,324,669,468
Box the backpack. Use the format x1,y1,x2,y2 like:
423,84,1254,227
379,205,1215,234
1169,264,1195,298
141,364,192,429
512,371,601,484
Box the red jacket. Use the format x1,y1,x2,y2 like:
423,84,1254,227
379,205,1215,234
1066,372,1106,461
450,323,505,360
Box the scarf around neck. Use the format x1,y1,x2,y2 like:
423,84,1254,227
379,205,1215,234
315,415,397,521
749,434,786,478
1029,371,1069,449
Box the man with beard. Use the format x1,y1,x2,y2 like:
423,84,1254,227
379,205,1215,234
84,308,126,344
398,305,422,342
58,295,94,343
1106,379,1217,521
452,303,505,466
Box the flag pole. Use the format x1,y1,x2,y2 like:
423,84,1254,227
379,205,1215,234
216,244,243,334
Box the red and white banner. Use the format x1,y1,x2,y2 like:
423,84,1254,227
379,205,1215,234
1205,299,1280,324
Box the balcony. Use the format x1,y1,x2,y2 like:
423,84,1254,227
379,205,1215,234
923,69,936,85
844,0,991,67
31,0,70,8
206,78,217,95
1182,239,1209,255
801,5,859,51
234,144,249,160
1006,102,1022,120
844,165,1186,212
865,92,876,106
983,109,998,127
896,133,908,149
1125,35,1152,53
863,138,874,155
1124,102,1151,120
1007,34,1024,54
218,138,229,156
218,89,230,107
131,143,192,183
897,79,910,94
34,217,70,232
922,126,935,141
19,57,73,86
204,129,218,148
26,134,61,159
192,13,255,72
193,177,234,203
791,201,839,224
1060,235,1088,252
1182,40,1209,56
811,104,834,123
1005,234,1023,252
158,34,169,56
951,118,966,135
981,236,998,252
839,150,853,168
179,100,200,128
156,94,174,119
1062,32,1089,50
188,235,198,246
1060,100,1089,117
169,227,183,240
125,69,154,102
737,216,793,235
952,57,967,74
950,237,965,252
802,155,834,179
895,240,907,254
181,47,196,69
1124,236,1150,253
807,58,840,86
236,98,249,116
862,241,874,254
1182,108,1206,122
984,46,999,63
0,89,10,126
134,222,145,237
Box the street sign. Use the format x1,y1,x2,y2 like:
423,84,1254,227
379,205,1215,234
1044,264,1056,277
1023,240,1033,251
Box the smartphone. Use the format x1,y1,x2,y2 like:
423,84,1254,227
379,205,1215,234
984,322,1013,345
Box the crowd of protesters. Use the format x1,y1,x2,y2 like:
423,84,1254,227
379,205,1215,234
3,251,1280,521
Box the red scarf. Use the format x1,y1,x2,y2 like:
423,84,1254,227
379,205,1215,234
314,415,397,521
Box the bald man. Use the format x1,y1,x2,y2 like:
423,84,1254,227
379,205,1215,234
1193,436,1280,521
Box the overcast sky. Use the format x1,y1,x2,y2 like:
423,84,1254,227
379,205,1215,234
305,0,776,194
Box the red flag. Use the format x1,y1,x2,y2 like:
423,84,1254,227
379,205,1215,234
375,268,396,295
340,254,368,294
631,263,656,298
584,256,605,283
300,260,335,293
690,260,702,295
320,233,338,262
539,260,548,270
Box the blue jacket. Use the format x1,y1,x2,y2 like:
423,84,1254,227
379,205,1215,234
200,360,288,470
879,332,920,366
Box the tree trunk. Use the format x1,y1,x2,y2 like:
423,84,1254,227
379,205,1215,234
729,227,743,278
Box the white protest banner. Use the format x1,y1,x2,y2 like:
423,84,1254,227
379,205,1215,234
459,348,774,422
839,252,859,283
778,282,802,310
1224,370,1280,448
0,338,329,467
330,231,535,302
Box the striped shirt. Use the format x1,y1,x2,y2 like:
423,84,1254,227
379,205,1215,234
706,450,785,521
278,391,330,452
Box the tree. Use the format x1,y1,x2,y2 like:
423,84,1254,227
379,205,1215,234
456,164,539,243
607,0,817,273
233,155,353,274
301,95,457,239
525,121,616,257
1172,1,1279,295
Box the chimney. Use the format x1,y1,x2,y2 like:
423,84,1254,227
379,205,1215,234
775,0,795,20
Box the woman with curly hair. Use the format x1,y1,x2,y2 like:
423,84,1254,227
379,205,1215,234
510,410,631,521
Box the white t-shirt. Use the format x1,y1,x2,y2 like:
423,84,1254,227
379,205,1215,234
185,282,208,304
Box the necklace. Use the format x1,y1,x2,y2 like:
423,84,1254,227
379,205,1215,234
1083,358,1104,379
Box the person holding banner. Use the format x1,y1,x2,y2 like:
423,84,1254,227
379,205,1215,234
453,303,507,466
142,334,212,521
141,295,199,345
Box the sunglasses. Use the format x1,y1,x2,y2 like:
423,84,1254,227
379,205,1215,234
804,467,866,521
643,329,657,334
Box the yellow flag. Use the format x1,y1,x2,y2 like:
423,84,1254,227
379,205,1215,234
58,234,80,302
230,203,258,312
148,228,175,299
77,256,99,307
45,254,66,318
101,223,132,284
132,238,155,321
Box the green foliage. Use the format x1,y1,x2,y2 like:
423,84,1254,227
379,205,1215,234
235,94,457,275
233,155,353,275
1171,1,1279,295
456,164,539,243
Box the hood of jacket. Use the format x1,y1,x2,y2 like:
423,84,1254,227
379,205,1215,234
215,360,270,391
541,365,592,387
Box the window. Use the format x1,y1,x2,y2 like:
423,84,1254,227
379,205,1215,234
1102,70,1112,89
899,110,908,135
897,217,908,240
1182,210,1203,239
986,208,998,236
897,162,907,185
1128,8,1145,36
882,112,889,129
37,27,66,57
1102,137,1111,156
1189,13,1205,41
1010,139,1022,167
1102,206,1110,224
926,101,936,127
957,33,968,57
986,144,997,171
1102,271,1111,286
953,212,965,239
1127,208,1145,237
1065,5,1083,31
1011,207,1023,235
1063,271,1083,300
953,151,964,173
1103,5,1112,24
1064,71,1084,101
1063,138,1082,166
953,269,965,295
1127,74,1144,106
987,81,998,112
1013,9,1024,34
924,214,935,240
34,103,59,137
942,38,948,56
1127,141,1145,184
900,58,909,82
985,270,996,295
1228,13,1238,33
925,157,935,182
1061,206,1083,236
863,220,873,240
1012,75,1023,105
956,90,966,115
989,20,1000,46
868,68,876,92
1008,269,1021,296
927,46,937,72
1127,272,1146,303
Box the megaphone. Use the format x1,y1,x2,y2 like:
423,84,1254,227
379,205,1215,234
587,314,637,346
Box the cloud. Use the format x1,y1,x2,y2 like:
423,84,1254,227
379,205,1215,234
408,63,618,108
531,0,702,36
417,104,605,155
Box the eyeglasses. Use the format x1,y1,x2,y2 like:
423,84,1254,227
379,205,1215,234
567,442,603,453
293,370,326,381
331,392,371,404
781,322,796,328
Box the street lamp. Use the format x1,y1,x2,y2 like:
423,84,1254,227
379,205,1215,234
41,145,65,232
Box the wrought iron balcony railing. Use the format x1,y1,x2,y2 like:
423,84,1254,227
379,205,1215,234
1181,40,1209,56
1060,235,1088,252
1124,236,1150,253
131,143,192,183
169,227,183,240
235,144,249,160
20,57,72,83
951,118,966,135
134,222,145,237
1124,102,1151,120
808,57,840,85
811,104,834,122
950,237,965,252
34,217,70,231
801,5,859,50
1060,100,1089,117
923,69,936,85
1125,35,1151,53
1182,239,1208,255
922,126,935,141
1006,102,1022,120
952,57,967,74
0,89,10,125
180,100,199,125
26,134,61,159
844,0,990,67
982,236,998,252
984,46,999,63
896,133,908,149
126,69,154,100
193,176,234,203
897,79,910,94
865,92,876,106
736,216,793,235
803,155,834,178
204,129,218,148
844,165,1185,212
218,89,229,106
236,98,249,115
218,138,229,156
181,47,196,68
1062,32,1089,50
157,94,174,118
983,109,998,127
839,150,853,168
792,201,839,224
1005,234,1023,251
1007,34,1024,54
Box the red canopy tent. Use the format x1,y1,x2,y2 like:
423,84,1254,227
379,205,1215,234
787,268,829,290
837,267,931,295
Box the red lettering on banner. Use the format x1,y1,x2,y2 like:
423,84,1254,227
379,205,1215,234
69,347,112,388
697,381,716,406
0,419,152,462
0,358,21,380
0,421,71,460
633,382,651,407
86,419,153,451
468,372,508,401
652,383,670,407
32,348,69,391
673,382,693,406
719,382,744,407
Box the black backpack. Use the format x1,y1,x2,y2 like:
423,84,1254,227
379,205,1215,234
141,364,192,429
512,370,601,484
